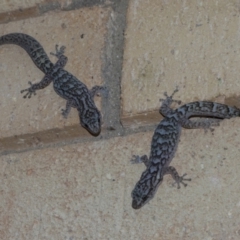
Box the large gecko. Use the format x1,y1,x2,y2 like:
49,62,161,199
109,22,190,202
0,33,106,136
131,88,240,209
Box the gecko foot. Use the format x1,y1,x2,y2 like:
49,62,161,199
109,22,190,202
159,86,182,105
172,173,191,189
90,86,109,98
61,100,75,119
61,108,69,118
203,119,221,133
131,155,149,166
50,44,66,59
20,81,37,98
131,155,142,164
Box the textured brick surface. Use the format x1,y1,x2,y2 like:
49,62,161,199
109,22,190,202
121,0,240,123
1,121,240,239
0,7,110,138
1,1,240,239
0,0,45,13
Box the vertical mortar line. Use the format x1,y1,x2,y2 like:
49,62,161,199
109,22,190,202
94,0,130,237
101,0,129,137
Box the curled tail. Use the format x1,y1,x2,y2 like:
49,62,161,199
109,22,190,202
0,33,53,74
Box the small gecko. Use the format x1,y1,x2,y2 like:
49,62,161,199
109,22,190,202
0,33,106,136
131,88,240,209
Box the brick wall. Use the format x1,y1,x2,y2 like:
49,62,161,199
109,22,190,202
1,1,240,239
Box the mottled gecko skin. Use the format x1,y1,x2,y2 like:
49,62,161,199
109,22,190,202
131,88,240,209
0,33,106,136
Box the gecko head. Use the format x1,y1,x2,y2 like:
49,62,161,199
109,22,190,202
79,108,101,136
131,171,163,209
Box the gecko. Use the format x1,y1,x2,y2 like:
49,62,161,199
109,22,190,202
131,88,240,209
0,33,106,136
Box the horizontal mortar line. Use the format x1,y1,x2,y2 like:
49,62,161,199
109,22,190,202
0,7,41,24
0,119,158,157
121,110,161,128
4,100,238,157
1,93,239,156
0,1,112,24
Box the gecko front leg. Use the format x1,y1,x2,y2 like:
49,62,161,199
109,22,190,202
61,99,77,118
163,166,191,189
131,155,149,167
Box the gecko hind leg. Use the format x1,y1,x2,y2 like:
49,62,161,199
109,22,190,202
90,86,108,99
20,81,36,98
50,45,68,68
50,44,66,59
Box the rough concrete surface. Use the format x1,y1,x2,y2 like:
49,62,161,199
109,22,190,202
1,121,240,239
